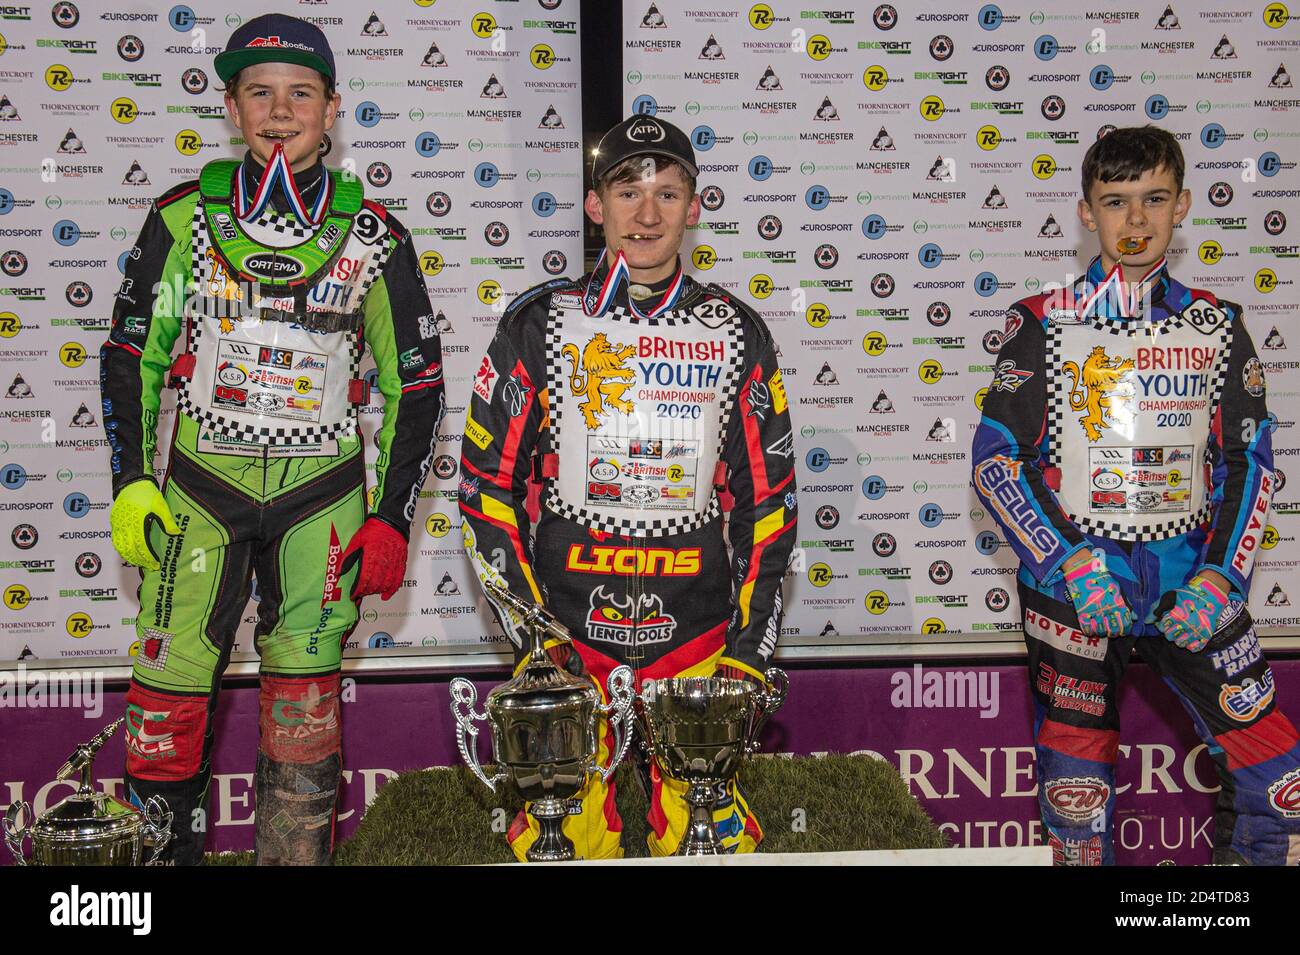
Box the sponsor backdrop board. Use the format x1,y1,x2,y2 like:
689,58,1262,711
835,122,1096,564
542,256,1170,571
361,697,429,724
622,1,1300,646
0,2,583,664
3,658,1298,864
1,2,1299,669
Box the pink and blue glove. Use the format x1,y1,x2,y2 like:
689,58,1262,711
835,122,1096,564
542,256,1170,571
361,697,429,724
1064,557,1134,638
1154,574,1229,653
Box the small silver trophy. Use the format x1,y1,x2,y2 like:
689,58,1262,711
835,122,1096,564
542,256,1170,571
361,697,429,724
450,579,634,862
638,667,788,855
4,717,173,866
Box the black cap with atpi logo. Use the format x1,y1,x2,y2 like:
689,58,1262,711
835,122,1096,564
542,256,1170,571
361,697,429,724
591,115,699,185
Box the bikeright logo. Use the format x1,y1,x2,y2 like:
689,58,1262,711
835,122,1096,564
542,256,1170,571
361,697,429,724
0,663,102,717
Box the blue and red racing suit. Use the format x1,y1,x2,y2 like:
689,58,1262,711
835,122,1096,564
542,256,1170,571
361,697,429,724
459,255,798,858
973,256,1300,865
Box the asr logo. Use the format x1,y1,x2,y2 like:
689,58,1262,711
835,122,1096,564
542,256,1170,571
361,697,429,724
1063,345,1135,442
562,332,636,430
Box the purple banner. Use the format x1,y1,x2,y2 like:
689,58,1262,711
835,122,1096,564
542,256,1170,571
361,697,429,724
3,659,1298,865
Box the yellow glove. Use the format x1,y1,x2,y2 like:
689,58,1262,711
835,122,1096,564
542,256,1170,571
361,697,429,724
109,479,181,570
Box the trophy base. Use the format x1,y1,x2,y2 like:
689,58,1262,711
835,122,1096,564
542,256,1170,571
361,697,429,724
525,797,577,863
678,783,725,857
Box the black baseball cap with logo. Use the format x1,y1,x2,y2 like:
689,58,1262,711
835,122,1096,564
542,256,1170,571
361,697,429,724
591,115,699,185
215,14,336,84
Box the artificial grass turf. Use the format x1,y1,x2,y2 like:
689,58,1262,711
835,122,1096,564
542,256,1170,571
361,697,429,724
331,754,948,865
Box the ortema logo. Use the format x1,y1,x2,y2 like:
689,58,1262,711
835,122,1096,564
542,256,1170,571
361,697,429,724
1045,777,1110,823
50,886,151,935
244,254,302,280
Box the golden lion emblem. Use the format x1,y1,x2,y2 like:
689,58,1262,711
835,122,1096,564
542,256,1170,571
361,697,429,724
206,247,244,334
562,332,636,430
1062,345,1135,442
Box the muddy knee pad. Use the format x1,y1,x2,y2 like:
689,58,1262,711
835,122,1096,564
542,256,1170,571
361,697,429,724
254,674,343,865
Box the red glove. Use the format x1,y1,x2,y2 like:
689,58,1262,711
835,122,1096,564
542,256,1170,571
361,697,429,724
717,664,763,686
340,517,408,601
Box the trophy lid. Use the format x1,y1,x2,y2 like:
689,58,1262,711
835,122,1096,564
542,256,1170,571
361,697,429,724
32,791,142,842
488,657,599,716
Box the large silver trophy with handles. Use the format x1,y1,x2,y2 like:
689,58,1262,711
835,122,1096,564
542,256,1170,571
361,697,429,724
4,718,172,866
638,667,788,855
450,578,634,862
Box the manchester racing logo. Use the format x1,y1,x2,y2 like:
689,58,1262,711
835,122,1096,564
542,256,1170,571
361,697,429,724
586,585,677,646
1062,345,1135,441
562,332,636,430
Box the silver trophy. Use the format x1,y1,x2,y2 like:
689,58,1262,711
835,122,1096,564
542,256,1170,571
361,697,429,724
638,667,789,855
4,718,172,866
450,579,634,862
